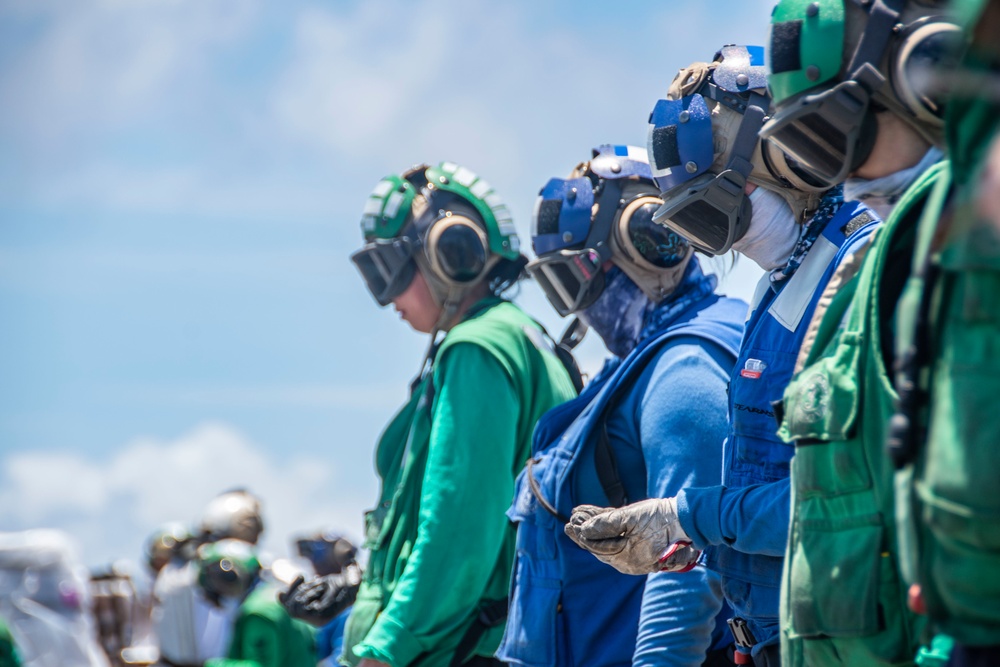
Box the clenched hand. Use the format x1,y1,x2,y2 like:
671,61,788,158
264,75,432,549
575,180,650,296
563,498,698,575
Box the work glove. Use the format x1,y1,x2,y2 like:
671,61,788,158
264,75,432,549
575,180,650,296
563,498,698,575
279,565,362,627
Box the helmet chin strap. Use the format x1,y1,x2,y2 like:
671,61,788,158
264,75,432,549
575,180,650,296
408,247,495,394
411,283,464,396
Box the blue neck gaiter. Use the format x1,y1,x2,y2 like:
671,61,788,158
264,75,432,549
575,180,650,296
579,266,652,358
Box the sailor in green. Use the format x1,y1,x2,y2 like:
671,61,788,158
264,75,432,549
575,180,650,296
893,1,1000,663
762,1,961,665
199,540,317,667
776,163,944,666
342,162,577,667
0,618,21,667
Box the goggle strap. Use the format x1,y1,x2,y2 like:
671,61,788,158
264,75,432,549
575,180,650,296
726,92,769,180
851,62,887,97
846,0,904,86
586,178,623,265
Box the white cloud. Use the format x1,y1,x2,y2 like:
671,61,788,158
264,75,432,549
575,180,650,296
1,0,262,147
0,422,371,567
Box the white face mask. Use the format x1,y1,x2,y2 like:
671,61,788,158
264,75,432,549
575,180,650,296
732,187,799,271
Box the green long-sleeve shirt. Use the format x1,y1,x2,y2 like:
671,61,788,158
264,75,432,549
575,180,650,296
343,298,576,667
205,585,316,667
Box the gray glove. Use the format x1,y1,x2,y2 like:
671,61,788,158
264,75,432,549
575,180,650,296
564,498,696,575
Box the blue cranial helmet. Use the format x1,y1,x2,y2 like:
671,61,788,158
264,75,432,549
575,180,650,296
647,45,824,255
528,145,691,316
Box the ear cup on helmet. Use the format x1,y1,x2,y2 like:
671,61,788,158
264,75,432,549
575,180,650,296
615,196,690,270
889,17,963,126
425,215,490,283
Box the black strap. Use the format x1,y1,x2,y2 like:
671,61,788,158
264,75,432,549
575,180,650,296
526,456,571,523
554,318,588,393
593,418,628,508
887,192,955,469
887,256,941,468
449,598,509,667
525,379,629,522
702,646,737,667
584,178,623,266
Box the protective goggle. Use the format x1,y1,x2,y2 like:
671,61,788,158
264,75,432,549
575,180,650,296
649,90,768,255
653,170,753,255
758,72,880,189
296,537,355,563
350,236,419,307
528,178,623,317
529,247,608,317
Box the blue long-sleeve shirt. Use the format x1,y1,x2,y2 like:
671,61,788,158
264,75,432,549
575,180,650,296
578,333,737,666
676,480,790,556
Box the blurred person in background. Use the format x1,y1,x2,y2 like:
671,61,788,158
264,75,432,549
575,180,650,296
326,161,577,667
89,564,139,667
289,532,359,667
144,524,196,580
497,144,744,667
199,539,315,667
154,489,264,667
0,529,111,667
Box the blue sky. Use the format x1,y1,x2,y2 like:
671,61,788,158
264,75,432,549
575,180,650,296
0,0,771,568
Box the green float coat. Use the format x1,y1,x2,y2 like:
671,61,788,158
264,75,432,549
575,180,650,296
895,35,1000,647
777,164,946,666
343,298,577,667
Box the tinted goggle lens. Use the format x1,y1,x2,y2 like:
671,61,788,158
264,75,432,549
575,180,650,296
762,80,873,188
664,199,734,255
764,113,850,187
653,173,748,255
527,249,605,317
350,239,417,306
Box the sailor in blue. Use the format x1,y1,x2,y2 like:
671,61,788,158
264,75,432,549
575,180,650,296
565,48,882,667
496,145,746,667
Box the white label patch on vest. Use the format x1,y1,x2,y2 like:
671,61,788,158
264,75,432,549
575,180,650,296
769,234,839,332
522,325,555,356
740,358,767,379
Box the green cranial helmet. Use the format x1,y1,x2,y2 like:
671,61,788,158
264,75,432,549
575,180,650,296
360,173,422,242
197,538,261,602
763,0,962,187
768,0,846,104
422,161,520,261
351,161,524,309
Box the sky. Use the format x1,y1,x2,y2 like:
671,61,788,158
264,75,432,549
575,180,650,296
0,0,772,569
